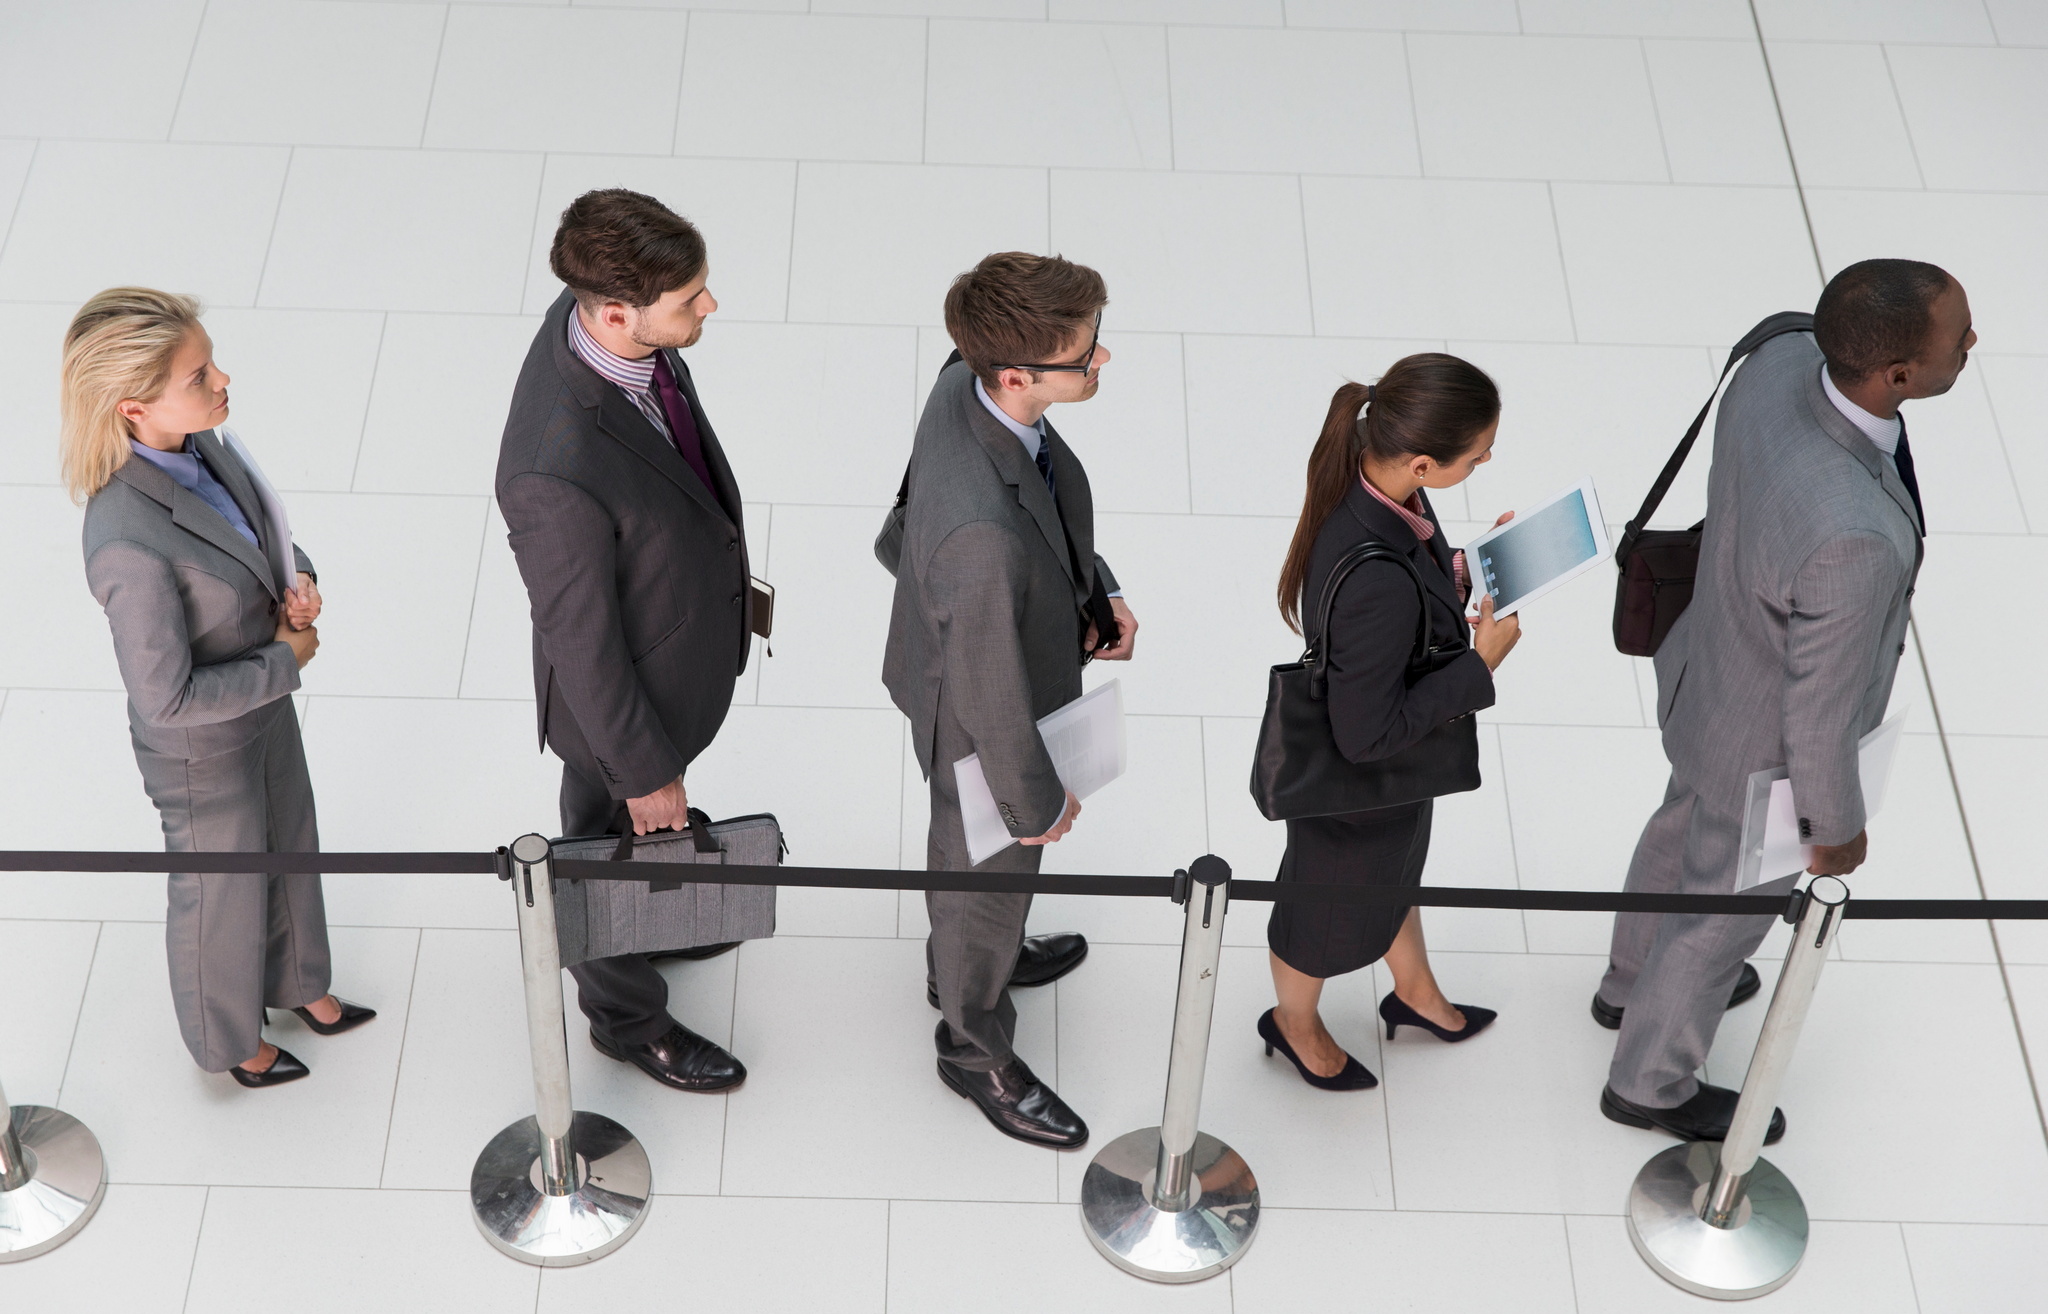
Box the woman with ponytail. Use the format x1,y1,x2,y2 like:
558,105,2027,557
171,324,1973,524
1257,353,1521,1090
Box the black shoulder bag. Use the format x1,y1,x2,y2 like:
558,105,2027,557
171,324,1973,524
1250,541,1482,822
1612,311,1813,656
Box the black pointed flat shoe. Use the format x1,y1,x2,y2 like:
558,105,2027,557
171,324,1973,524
1257,1008,1377,1090
229,1045,309,1088
286,997,377,1036
1380,991,1496,1043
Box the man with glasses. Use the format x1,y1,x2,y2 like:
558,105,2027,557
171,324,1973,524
881,252,1138,1147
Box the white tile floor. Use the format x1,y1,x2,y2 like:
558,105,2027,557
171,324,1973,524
2,3,2045,1309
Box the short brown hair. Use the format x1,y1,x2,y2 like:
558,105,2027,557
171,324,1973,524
944,252,1107,388
550,188,706,312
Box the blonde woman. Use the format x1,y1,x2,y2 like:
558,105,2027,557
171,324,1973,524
64,287,372,1087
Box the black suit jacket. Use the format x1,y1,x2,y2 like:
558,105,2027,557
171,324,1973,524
496,290,751,799
1305,480,1494,765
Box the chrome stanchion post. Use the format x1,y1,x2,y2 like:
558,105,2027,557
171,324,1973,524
1627,875,1850,1300
1080,855,1259,1282
0,1069,107,1262
470,835,651,1266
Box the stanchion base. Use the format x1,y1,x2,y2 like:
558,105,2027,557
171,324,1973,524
1627,1142,1808,1300
0,1104,107,1263
1079,1127,1258,1283
470,1112,650,1267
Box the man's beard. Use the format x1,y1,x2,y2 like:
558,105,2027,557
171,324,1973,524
630,318,703,352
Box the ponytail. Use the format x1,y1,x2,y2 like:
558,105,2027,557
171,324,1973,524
1277,381,1373,633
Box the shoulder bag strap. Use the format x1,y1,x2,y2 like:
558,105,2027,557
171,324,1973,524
1617,310,1816,560
1306,541,1433,699
894,349,971,511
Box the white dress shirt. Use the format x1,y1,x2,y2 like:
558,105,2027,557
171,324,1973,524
1820,365,1902,461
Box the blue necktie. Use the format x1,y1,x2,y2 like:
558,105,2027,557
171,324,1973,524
1034,435,1056,501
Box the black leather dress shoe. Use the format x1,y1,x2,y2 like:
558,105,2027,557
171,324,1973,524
927,932,1089,1008
1601,1082,1784,1145
1592,962,1761,1031
937,1057,1089,1148
229,1045,310,1088
285,997,377,1036
648,942,740,963
592,1023,746,1092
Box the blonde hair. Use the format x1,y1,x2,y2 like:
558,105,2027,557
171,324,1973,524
60,287,204,503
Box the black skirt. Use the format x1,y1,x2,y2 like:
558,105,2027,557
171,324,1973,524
1266,799,1432,979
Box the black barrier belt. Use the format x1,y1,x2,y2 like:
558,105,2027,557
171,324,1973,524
5,850,2047,920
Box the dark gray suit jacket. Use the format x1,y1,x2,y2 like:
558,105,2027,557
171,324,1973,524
881,361,1118,840
1655,331,1923,843
83,431,314,760
1306,480,1494,765
496,291,751,801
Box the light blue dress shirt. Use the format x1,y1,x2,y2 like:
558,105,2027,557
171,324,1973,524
972,380,1122,599
128,437,261,548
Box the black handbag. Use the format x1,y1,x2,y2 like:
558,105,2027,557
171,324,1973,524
1250,540,1481,822
1612,311,1813,656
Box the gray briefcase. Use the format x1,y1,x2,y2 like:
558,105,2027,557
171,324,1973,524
551,807,781,969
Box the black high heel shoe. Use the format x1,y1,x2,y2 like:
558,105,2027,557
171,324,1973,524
1379,991,1496,1043
1256,1008,1377,1090
284,997,378,1036
229,1045,309,1088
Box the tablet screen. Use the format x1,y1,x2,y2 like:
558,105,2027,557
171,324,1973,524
1473,487,1600,612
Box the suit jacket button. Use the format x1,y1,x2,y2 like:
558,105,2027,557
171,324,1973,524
732,593,741,604
727,541,737,551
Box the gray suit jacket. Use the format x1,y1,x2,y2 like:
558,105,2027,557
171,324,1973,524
83,431,315,759
1656,331,1923,844
881,361,1118,839
497,290,751,801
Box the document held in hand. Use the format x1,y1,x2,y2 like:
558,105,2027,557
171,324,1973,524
954,680,1128,867
1736,709,1909,890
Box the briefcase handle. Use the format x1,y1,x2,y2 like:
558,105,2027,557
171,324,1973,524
605,802,723,862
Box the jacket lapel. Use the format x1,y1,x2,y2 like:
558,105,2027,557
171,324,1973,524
966,401,1081,597
112,455,280,599
661,347,745,535
1341,483,1465,630
1801,366,1925,544
544,291,733,528
190,430,284,592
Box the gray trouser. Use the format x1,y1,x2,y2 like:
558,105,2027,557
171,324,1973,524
133,700,331,1073
1598,775,1794,1107
924,713,1038,1073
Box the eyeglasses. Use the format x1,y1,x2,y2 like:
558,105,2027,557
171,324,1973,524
993,313,1102,376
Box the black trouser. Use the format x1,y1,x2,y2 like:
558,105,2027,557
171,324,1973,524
560,762,674,1045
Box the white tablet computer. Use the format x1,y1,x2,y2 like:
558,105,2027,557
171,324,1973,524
1463,479,1613,619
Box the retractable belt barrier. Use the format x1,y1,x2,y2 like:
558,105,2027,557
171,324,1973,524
7,844,2048,1290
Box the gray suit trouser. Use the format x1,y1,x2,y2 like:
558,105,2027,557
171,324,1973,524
1598,775,1794,1107
924,709,1039,1073
133,699,331,1073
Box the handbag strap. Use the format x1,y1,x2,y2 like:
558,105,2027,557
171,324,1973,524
1304,540,1436,699
1617,311,1815,561
606,802,722,861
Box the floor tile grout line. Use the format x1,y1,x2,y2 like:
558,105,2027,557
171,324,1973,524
1544,181,1579,343
1636,37,1675,185
919,19,930,167
669,10,691,159
249,144,296,308
179,1185,212,1314
1746,0,1826,284
1559,1211,1583,1314
51,920,103,1110
374,927,426,1189
882,1197,894,1313
1973,367,2034,534
167,0,212,144
344,312,389,493
0,138,36,269
1877,43,1930,191
1897,1219,1927,1313
1911,619,2048,1152
1295,173,1316,335
1399,32,1426,176
451,497,494,697
419,4,452,151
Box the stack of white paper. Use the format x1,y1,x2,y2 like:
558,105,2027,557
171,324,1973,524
954,680,1127,866
1738,709,1909,890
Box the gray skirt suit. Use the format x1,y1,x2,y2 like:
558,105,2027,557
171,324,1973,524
83,432,329,1072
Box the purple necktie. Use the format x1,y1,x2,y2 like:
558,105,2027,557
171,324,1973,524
649,351,720,507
